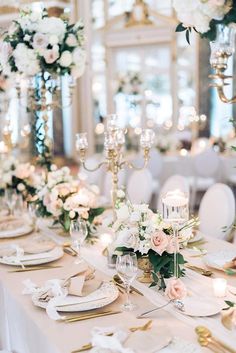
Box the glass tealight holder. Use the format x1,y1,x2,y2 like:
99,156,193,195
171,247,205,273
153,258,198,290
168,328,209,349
162,189,189,279
75,132,88,151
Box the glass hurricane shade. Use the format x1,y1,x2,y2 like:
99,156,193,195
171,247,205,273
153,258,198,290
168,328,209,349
210,24,235,67
140,128,155,149
76,132,88,150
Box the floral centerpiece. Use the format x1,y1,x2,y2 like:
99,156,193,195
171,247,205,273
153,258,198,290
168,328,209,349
110,200,196,289
115,71,143,96
1,7,85,78
0,157,41,199
34,166,105,242
173,0,234,43
0,7,86,170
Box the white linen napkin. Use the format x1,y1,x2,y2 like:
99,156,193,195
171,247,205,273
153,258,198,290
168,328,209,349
89,325,172,353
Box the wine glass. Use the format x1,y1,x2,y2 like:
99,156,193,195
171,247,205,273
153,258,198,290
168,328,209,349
5,189,18,216
116,252,138,311
28,203,39,231
162,189,189,278
70,219,88,264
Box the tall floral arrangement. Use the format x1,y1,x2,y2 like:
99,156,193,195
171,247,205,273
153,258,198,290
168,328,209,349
1,7,86,78
173,0,235,43
0,7,86,170
110,201,196,289
34,166,104,242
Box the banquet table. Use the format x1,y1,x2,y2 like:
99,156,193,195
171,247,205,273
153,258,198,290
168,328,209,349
0,227,236,353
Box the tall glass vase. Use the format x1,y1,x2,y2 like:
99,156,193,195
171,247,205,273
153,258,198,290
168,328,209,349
32,72,57,171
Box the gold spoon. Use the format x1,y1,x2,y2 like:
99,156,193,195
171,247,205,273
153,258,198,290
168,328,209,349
196,326,236,353
198,336,225,353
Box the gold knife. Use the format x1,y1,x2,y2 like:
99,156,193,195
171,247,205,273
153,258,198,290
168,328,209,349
65,310,121,323
8,265,62,272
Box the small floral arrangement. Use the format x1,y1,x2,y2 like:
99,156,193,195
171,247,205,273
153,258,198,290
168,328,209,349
111,201,196,289
173,0,234,43
115,71,142,96
34,166,105,242
0,157,41,199
1,7,86,78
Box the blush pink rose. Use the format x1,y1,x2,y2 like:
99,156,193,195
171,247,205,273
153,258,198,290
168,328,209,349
150,230,168,255
165,278,187,300
44,49,59,64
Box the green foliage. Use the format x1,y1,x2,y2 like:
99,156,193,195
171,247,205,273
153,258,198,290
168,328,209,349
223,300,236,310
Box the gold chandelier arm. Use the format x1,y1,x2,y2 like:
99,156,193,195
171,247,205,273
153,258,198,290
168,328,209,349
120,147,150,170
81,160,108,172
216,85,236,104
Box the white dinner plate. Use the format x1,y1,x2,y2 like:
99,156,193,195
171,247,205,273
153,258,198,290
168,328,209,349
203,250,236,271
179,296,221,317
0,246,64,266
0,216,33,238
32,281,119,312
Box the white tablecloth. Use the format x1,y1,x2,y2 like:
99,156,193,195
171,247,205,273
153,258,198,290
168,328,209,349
0,229,236,353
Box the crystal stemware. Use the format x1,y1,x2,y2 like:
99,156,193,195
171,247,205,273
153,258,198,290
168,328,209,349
116,252,138,311
70,219,88,264
28,202,39,231
162,189,189,278
5,189,18,216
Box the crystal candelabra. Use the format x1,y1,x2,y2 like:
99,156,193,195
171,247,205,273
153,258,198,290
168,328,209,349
209,24,236,104
76,114,155,218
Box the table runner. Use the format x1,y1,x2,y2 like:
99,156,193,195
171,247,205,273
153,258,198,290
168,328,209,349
0,228,235,352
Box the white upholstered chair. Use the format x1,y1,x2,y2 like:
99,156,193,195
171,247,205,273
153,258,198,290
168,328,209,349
199,183,235,240
127,169,153,204
188,148,220,211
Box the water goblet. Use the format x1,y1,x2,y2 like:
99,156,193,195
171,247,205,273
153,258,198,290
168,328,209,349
70,219,88,264
116,252,138,311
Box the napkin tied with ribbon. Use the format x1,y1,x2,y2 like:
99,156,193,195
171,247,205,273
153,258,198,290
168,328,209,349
22,263,101,320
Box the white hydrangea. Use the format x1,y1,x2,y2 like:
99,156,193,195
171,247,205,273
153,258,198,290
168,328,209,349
13,43,40,76
173,0,231,34
37,17,66,42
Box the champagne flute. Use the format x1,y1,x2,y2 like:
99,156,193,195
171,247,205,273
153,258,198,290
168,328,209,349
70,219,88,264
162,190,189,278
5,189,17,216
116,252,138,311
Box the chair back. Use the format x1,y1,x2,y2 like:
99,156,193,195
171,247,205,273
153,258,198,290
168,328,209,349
127,169,153,204
199,183,235,239
193,148,219,178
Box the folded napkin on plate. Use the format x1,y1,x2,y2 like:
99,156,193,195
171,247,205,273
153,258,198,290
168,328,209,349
23,262,101,320
90,325,172,353
223,257,236,270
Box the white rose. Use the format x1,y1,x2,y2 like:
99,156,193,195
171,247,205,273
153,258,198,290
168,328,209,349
49,34,59,46
193,10,211,33
116,204,129,221
72,47,86,64
44,48,59,64
23,34,31,42
66,34,78,47
69,210,76,219
13,43,40,76
117,189,125,198
33,33,48,50
17,183,25,191
59,51,73,67
71,64,85,79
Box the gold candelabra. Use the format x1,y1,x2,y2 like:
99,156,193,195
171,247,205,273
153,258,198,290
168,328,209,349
76,114,155,218
209,24,236,104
